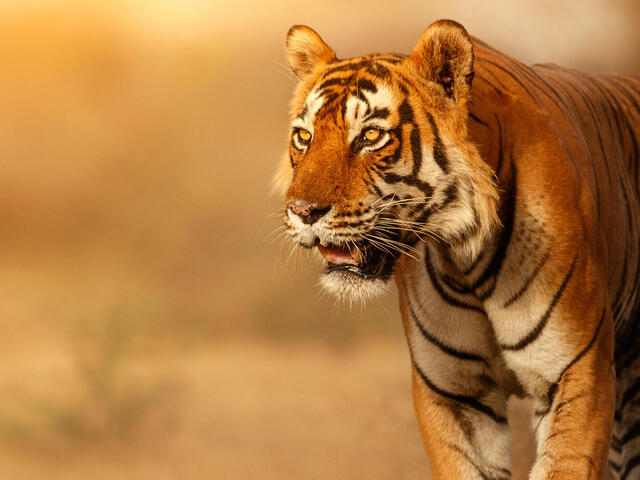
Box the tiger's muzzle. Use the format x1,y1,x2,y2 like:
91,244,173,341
285,200,399,289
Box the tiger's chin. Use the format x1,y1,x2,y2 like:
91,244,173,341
319,270,390,304
316,241,396,303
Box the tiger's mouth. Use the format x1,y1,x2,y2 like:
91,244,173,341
316,239,395,280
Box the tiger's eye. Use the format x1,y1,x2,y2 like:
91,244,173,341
298,129,312,142
364,128,381,142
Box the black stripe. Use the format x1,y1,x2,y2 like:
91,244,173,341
541,307,606,411
616,84,640,313
588,76,628,152
503,251,550,307
512,61,572,111
618,340,640,374
575,73,618,141
322,60,369,76
560,77,610,214
612,437,623,452
626,115,639,187
356,78,377,93
440,183,459,207
477,57,540,105
619,377,640,414
365,61,391,78
382,172,433,199
475,75,504,96
410,126,423,176
500,256,578,350
440,273,474,295
469,112,490,128
594,76,640,188
463,250,485,276
621,453,640,480
398,99,414,124
402,280,488,364
369,182,383,197
620,102,639,184
470,164,517,292
607,76,640,114
376,56,403,65
483,67,514,94
428,113,449,173
409,183,458,227
529,68,576,121
621,421,640,445
339,93,349,120
424,245,485,314
593,76,630,135
521,63,587,120
494,114,504,176
375,131,403,169
615,175,633,327
352,86,371,113
411,358,507,423
537,68,584,118
365,107,389,121
317,76,349,91
397,80,409,95
317,92,340,117
477,276,498,301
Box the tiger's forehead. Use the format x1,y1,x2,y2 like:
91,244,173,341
292,55,408,136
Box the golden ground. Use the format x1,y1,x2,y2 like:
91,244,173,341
0,339,536,479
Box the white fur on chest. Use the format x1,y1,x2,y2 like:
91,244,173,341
401,225,574,401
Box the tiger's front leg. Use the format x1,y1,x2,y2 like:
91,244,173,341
398,274,514,480
527,307,615,480
410,365,512,479
489,245,617,480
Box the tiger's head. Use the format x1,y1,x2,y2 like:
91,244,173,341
275,20,499,302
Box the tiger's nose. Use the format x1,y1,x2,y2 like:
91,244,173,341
287,200,332,225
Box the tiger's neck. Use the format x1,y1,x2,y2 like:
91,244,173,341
420,170,516,300
429,65,521,282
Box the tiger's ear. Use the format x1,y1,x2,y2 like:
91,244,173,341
286,25,336,79
408,20,474,102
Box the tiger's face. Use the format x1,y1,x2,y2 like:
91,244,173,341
276,22,499,301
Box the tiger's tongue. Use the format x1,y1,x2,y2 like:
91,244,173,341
317,244,361,266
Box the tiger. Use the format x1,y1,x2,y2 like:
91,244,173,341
275,19,640,480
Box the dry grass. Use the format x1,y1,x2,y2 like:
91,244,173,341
0,339,536,480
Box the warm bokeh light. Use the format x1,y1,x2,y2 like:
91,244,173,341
0,1,636,478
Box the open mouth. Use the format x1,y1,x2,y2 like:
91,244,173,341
316,239,395,279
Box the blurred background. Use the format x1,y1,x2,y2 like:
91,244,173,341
0,0,638,478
